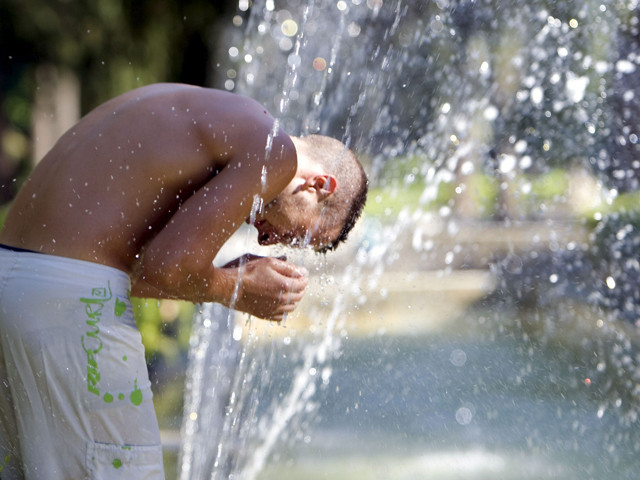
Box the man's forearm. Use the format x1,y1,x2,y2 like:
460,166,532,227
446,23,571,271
131,265,238,306
130,277,176,300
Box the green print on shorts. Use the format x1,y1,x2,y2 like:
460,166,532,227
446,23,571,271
111,445,132,469
80,283,142,406
114,298,127,317
81,282,112,396
101,378,143,406
130,379,143,406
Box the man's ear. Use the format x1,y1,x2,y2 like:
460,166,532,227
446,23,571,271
311,175,338,200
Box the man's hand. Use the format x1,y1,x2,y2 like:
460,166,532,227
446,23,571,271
221,255,308,321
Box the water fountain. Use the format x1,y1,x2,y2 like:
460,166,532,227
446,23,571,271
179,0,640,478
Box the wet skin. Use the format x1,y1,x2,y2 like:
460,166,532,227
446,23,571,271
0,83,309,320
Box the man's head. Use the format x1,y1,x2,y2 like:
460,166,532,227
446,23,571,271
252,134,368,252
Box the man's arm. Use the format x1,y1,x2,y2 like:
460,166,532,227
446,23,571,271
131,253,309,321
133,103,304,319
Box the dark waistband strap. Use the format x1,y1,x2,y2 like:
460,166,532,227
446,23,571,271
0,243,41,254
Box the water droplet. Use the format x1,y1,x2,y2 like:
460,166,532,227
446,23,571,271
281,19,298,37
456,406,473,425
499,154,516,174
531,86,544,105
616,60,635,74
313,57,327,71
287,53,302,68
483,105,499,121
450,349,467,367
347,22,361,37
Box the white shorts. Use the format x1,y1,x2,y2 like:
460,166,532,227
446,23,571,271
0,247,164,479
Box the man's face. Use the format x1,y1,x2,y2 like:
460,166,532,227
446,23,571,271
250,188,338,249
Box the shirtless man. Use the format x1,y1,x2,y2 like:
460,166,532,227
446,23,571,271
0,83,367,479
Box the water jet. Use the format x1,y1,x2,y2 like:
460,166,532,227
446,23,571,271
179,1,640,478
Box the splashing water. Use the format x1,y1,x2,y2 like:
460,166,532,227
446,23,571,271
179,263,351,480
180,0,640,478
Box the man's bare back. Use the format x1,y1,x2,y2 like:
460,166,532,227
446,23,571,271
0,84,307,318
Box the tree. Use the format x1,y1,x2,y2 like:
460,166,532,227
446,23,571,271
0,0,235,201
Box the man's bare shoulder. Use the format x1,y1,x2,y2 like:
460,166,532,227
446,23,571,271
102,83,266,118
67,83,283,165
99,84,280,148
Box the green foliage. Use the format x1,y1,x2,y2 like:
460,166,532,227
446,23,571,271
364,182,428,218
582,190,640,229
0,205,9,229
2,0,229,98
0,0,234,206
364,167,579,221
528,168,568,198
609,192,640,216
132,298,195,363
376,153,427,183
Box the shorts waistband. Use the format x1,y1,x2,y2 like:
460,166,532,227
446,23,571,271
0,243,41,254
0,247,131,297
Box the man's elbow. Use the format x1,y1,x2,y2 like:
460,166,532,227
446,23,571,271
139,250,219,303
139,250,188,293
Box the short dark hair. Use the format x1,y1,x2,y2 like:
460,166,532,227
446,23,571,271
296,135,368,253
322,173,368,253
